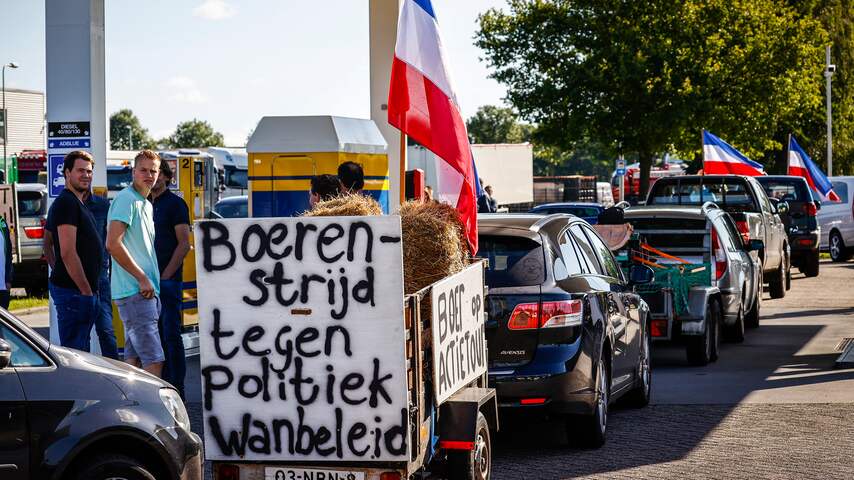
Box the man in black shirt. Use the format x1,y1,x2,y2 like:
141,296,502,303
47,151,104,351
150,159,190,397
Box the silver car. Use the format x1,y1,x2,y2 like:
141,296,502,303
14,183,48,296
621,203,762,363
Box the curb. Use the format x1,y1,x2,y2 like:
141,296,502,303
10,305,49,316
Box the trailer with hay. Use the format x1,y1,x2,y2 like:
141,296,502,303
197,197,496,480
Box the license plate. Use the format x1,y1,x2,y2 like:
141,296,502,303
264,467,366,480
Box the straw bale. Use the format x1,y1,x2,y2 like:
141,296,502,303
399,201,468,294
303,194,382,217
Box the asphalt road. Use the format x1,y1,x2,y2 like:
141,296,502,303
18,259,854,479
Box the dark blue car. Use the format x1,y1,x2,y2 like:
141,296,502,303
529,202,605,224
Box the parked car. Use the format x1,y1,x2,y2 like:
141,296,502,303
478,213,654,447
646,175,790,298
620,204,763,363
0,310,202,479
818,176,854,262
212,195,248,218
529,202,605,224
756,176,821,276
14,183,48,296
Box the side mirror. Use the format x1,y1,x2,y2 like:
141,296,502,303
628,265,656,285
0,339,11,369
745,239,764,252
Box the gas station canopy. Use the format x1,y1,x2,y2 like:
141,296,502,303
247,116,388,155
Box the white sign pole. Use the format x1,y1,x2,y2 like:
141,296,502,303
195,216,409,462
46,0,107,350
429,262,487,404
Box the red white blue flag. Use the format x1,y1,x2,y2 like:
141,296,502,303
388,0,478,254
703,130,765,176
788,136,840,202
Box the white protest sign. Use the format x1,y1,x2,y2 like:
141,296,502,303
430,262,487,404
194,216,409,462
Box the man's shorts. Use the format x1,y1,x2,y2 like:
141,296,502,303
116,293,164,367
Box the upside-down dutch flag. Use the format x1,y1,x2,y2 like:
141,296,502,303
703,130,765,176
388,0,478,254
788,136,840,202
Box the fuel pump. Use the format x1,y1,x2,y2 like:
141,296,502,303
159,150,220,347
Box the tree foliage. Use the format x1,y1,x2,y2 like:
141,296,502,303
109,109,154,150
476,0,828,192
162,119,225,149
466,105,533,144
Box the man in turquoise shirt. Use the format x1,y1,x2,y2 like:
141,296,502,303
106,149,164,377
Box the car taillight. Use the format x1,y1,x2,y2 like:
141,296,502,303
804,202,818,216
214,464,240,480
650,319,668,337
735,220,750,243
24,226,44,239
507,300,584,330
712,228,727,281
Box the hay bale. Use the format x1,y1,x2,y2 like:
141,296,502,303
303,194,382,217
399,201,469,294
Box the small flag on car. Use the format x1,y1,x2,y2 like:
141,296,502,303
787,135,840,202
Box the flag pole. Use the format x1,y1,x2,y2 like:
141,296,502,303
399,131,406,204
786,133,792,175
700,129,704,175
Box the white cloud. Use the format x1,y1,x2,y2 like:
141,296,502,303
164,76,209,104
192,0,236,20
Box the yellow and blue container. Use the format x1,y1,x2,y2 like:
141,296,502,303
246,116,389,216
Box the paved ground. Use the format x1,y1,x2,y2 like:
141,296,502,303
489,259,854,479
21,260,854,479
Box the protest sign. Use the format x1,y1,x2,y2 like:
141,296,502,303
194,217,408,462
429,262,487,404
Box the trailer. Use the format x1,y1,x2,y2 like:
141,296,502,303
194,216,497,480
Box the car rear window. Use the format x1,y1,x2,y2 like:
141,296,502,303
648,178,758,211
756,178,811,202
108,167,132,191
18,191,46,217
479,235,545,287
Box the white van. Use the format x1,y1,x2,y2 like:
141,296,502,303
818,176,854,261
207,146,248,197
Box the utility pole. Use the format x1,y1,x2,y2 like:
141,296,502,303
826,45,835,176
2,62,20,181
126,125,133,150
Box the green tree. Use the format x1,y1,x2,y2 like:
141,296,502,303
477,0,827,194
109,109,153,150
466,105,533,144
164,119,225,148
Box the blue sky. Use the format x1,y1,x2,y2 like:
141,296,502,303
1,0,508,146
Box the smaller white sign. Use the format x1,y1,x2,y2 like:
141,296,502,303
430,262,487,404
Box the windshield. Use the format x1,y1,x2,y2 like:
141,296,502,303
224,165,248,189
108,167,132,191
478,235,545,288
648,178,758,211
215,199,248,218
756,178,811,202
18,191,46,217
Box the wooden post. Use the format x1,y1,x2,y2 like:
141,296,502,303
400,131,406,204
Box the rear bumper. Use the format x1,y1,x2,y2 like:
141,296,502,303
12,258,48,286
488,338,595,416
788,232,820,260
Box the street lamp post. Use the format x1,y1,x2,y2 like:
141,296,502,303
2,62,20,181
825,46,835,176
126,125,133,150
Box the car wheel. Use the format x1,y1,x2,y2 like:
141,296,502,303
830,231,851,262
73,454,157,480
625,325,651,408
687,309,714,366
567,356,609,448
447,412,491,480
800,251,820,277
768,261,786,299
